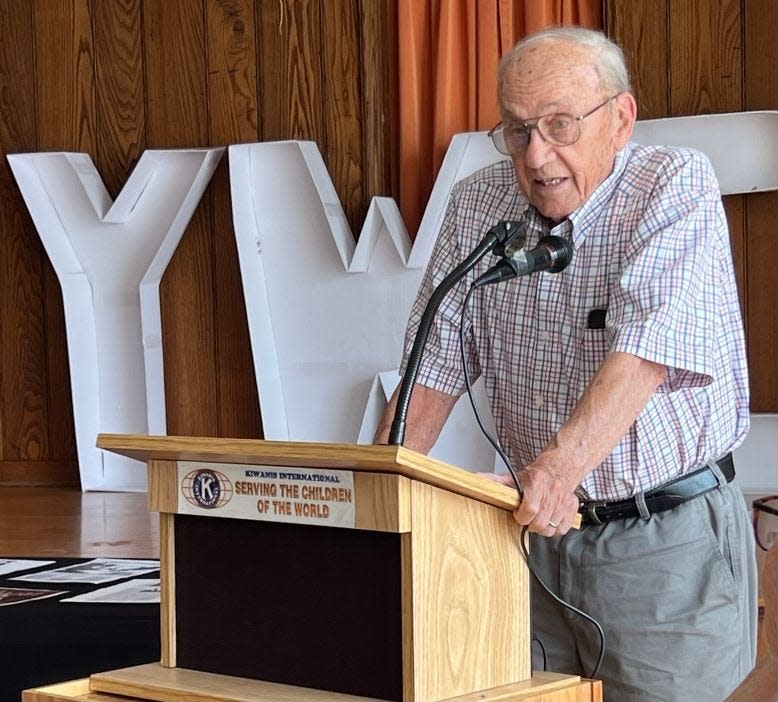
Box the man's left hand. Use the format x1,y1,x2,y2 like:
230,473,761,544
511,464,580,536
477,467,579,535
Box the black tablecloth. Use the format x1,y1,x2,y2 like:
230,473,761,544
1,557,160,701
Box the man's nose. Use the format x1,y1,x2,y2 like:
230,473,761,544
522,127,555,169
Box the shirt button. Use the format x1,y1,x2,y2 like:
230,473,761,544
538,330,550,343
534,394,544,408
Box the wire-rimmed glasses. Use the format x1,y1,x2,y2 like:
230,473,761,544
488,95,618,155
753,495,778,551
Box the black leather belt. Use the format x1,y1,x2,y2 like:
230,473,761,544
579,453,735,525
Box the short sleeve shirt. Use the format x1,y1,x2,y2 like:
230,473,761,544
401,142,750,500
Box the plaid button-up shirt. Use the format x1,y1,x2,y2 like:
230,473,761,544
402,142,749,501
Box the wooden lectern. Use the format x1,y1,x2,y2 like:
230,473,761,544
23,434,601,702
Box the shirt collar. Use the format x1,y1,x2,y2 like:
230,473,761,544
564,143,633,248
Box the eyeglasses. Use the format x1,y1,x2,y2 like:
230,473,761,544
753,495,778,551
488,95,619,155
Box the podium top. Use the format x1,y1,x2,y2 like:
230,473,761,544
97,433,521,512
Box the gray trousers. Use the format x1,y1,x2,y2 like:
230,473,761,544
530,479,758,702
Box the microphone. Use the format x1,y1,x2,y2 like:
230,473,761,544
387,219,526,446
472,235,573,288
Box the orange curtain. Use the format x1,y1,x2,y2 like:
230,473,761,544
398,0,602,237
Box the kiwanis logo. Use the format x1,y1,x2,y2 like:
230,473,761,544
181,468,233,509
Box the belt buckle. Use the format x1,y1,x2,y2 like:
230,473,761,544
586,499,607,525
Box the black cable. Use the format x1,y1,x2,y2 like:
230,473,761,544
519,524,605,679
458,282,606,681
531,634,547,672
458,285,523,499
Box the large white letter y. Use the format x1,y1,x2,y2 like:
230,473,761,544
8,149,223,491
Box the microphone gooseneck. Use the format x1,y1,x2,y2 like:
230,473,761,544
472,235,573,289
387,220,526,446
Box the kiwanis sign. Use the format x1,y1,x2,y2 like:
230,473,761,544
177,461,356,528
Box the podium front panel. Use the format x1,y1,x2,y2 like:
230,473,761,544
173,514,404,700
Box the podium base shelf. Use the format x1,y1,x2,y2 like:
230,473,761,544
23,663,602,702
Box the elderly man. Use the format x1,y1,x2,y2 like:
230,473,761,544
376,26,757,702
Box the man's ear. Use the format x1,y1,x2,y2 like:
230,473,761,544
613,92,638,149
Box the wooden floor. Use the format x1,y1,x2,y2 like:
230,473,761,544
0,487,158,559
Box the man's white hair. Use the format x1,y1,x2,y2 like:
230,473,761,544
498,26,632,109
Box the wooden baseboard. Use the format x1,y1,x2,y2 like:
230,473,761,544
0,460,79,487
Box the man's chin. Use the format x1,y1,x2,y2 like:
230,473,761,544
525,185,579,223
532,202,575,224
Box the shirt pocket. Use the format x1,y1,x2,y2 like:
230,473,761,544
565,326,610,399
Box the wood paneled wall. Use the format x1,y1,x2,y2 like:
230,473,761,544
0,0,396,486
606,0,778,411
